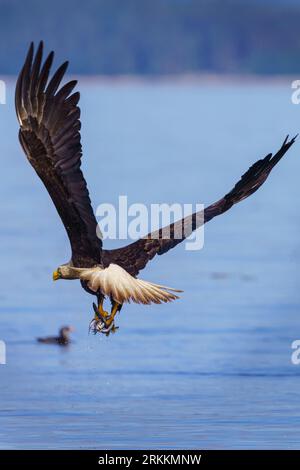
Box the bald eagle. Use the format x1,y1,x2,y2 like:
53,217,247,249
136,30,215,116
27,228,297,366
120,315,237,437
15,42,296,336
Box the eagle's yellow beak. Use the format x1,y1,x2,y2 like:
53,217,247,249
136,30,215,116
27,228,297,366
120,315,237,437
53,270,60,281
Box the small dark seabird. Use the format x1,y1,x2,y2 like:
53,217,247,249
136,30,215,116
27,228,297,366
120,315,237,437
16,42,297,336
37,326,74,346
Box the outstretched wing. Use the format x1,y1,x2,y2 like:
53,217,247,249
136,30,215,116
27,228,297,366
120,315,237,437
102,136,296,276
15,42,101,267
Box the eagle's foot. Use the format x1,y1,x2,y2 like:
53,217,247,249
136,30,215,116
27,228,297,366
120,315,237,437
90,301,121,336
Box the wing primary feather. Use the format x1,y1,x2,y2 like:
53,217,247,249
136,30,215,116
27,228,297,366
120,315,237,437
30,41,43,114
16,42,102,267
46,61,69,96
55,80,78,102
37,51,54,96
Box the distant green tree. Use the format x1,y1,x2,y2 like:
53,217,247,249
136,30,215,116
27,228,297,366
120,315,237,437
0,0,300,75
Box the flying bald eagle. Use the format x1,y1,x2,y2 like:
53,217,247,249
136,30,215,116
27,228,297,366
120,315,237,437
15,42,296,336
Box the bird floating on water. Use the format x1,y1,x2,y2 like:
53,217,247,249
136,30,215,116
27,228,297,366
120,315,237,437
37,326,74,346
16,42,297,336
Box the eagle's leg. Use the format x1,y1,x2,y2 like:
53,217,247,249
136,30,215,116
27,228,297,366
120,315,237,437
105,301,122,327
99,301,122,336
89,297,121,336
89,295,110,335
97,297,109,320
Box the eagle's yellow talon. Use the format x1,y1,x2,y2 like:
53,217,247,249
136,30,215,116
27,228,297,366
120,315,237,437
98,309,109,319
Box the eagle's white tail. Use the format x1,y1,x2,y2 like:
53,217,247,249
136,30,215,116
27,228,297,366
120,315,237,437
79,264,182,305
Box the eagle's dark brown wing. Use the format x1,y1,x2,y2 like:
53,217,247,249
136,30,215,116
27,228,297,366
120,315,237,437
15,42,101,267
102,136,296,276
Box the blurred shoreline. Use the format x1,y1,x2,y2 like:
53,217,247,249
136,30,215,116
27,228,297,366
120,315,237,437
2,73,299,86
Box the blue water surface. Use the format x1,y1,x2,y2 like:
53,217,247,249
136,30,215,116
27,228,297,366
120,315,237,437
0,79,299,449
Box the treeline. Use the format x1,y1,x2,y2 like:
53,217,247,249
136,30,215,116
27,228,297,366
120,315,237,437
1,0,300,75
